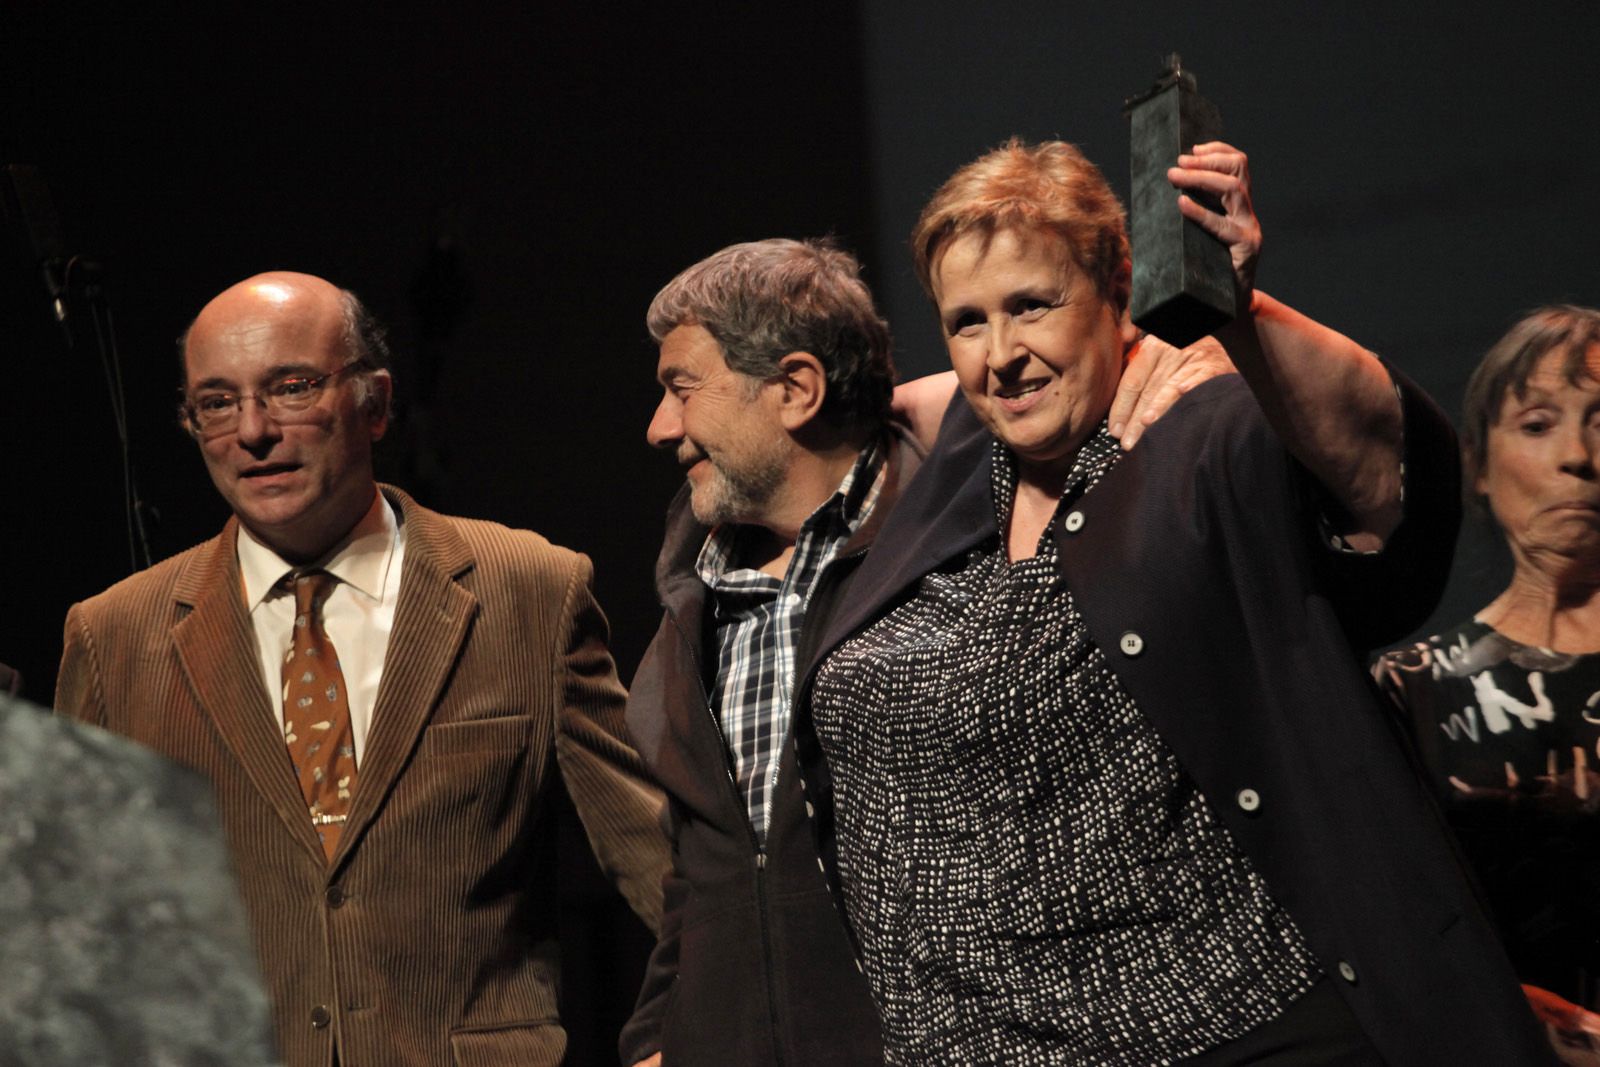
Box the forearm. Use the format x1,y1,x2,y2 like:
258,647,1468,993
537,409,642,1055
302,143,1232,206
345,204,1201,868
556,557,671,932
1218,289,1403,545
1169,144,1404,543
890,371,958,451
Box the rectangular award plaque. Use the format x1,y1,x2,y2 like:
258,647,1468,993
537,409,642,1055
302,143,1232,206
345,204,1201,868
1125,55,1235,348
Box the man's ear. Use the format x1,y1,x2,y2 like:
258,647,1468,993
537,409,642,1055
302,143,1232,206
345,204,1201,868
365,370,394,441
773,351,827,432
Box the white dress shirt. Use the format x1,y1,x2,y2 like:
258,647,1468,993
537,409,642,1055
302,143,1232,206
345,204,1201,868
237,491,406,765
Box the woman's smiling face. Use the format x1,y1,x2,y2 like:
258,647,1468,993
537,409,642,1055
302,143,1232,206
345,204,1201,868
933,226,1135,483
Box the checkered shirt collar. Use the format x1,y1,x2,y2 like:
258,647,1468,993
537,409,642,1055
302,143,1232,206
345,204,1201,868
695,441,885,588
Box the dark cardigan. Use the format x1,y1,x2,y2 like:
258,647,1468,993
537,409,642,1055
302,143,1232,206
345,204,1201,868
620,428,922,1067
796,374,1554,1067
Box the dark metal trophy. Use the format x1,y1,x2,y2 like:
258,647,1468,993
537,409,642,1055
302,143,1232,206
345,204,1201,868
1124,55,1234,348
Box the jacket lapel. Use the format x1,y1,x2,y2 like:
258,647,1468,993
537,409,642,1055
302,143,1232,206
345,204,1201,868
332,488,477,868
172,522,325,860
656,482,714,661
806,402,998,678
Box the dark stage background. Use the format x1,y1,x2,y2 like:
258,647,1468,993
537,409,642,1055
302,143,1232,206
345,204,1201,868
3,2,1597,1062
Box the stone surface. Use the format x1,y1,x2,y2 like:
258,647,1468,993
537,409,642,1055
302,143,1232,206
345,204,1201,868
1127,69,1235,348
0,695,280,1067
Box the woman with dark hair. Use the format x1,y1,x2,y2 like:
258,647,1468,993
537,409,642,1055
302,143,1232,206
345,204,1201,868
1376,306,1600,1064
794,138,1553,1066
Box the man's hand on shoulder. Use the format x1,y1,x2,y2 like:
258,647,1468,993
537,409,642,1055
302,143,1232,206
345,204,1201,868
1109,334,1235,450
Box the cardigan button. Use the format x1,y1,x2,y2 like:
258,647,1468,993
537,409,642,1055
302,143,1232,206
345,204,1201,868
325,885,346,908
1235,787,1262,814
1063,510,1086,533
1337,960,1358,985
805,800,815,818
310,1005,332,1029
1118,631,1144,657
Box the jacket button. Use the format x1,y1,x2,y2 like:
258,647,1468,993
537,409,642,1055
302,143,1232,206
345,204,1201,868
1119,632,1144,656
1338,960,1358,985
310,1005,332,1029
1063,510,1086,533
804,800,815,818
325,885,346,908
1235,788,1261,813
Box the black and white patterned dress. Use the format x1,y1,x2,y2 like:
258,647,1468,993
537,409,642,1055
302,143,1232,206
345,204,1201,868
812,427,1320,1066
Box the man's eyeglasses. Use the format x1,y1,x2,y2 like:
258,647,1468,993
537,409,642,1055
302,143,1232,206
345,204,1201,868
183,359,365,436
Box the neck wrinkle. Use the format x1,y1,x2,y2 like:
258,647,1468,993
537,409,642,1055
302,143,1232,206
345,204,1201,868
1482,563,1600,652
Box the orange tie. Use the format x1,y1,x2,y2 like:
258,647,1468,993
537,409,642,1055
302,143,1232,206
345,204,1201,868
282,570,358,861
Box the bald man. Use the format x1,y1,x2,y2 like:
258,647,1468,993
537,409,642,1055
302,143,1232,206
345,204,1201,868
56,273,668,1067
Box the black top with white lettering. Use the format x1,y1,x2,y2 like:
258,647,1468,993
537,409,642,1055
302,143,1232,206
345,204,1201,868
1376,619,1600,1007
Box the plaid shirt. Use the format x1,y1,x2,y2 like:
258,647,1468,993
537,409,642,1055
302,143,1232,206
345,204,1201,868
696,444,885,842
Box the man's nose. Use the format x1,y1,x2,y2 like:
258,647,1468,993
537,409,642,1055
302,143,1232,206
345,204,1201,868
647,394,682,448
234,397,282,448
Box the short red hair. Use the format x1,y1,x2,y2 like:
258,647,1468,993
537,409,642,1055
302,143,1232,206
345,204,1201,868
911,139,1129,308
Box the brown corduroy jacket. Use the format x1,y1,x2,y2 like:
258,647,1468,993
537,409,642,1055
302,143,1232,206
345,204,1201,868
56,486,668,1067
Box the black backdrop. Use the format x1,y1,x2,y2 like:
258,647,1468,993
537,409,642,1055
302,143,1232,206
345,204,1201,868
4,2,1599,1061
857,1,1600,636
0,3,875,1061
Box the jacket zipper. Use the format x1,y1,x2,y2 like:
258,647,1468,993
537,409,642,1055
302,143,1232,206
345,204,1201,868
666,608,785,1066
785,547,874,968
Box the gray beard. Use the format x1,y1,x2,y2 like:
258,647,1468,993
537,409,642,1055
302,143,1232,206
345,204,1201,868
689,454,786,528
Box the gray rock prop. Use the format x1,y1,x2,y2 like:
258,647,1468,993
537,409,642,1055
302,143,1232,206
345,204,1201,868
0,694,280,1067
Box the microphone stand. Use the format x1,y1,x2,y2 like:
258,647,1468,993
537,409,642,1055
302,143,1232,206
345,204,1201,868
4,164,153,572
59,257,155,572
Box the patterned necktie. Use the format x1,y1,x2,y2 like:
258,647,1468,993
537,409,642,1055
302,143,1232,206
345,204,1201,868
281,570,358,861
